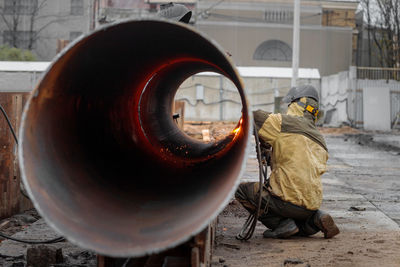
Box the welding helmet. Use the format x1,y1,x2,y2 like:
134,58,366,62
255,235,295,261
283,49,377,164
157,2,192,24
282,85,319,103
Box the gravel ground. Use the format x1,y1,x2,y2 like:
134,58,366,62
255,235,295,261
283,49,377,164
0,211,96,266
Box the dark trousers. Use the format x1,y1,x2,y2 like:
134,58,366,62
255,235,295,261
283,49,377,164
235,182,320,236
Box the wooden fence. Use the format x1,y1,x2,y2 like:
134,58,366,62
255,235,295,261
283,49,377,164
0,92,33,220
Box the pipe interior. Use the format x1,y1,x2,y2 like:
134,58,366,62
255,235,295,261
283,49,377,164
21,20,250,256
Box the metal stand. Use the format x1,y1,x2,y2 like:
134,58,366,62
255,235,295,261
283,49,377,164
97,220,216,267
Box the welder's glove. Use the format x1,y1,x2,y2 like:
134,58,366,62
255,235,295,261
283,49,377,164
253,110,272,150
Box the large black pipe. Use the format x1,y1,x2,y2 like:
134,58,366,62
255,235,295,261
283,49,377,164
19,20,251,257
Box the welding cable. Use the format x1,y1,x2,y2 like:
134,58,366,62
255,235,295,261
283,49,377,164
0,232,65,244
0,104,66,245
0,104,18,144
121,258,131,267
236,120,267,241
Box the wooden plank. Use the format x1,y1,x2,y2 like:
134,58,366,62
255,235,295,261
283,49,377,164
0,92,33,220
0,93,15,218
191,247,200,267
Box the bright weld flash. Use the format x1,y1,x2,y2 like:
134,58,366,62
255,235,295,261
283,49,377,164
232,118,243,134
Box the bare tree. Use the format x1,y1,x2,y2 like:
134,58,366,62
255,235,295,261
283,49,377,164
360,0,400,68
0,0,70,51
0,0,21,48
0,0,47,49
360,0,373,66
27,0,47,50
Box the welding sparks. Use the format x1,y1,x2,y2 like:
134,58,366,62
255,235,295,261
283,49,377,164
232,118,243,135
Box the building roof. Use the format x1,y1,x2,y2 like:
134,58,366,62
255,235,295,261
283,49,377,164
240,66,320,78
200,66,320,79
0,62,320,79
0,61,49,72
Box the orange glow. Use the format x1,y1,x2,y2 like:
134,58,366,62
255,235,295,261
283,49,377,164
232,127,241,134
232,118,243,135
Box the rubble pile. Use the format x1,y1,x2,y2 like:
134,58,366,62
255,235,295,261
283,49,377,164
184,121,238,142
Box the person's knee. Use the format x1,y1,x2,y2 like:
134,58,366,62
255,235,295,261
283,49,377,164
235,182,259,214
235,182,254,201
234,185,245,200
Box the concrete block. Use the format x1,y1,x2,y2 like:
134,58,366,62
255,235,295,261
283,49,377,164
363,87,391,131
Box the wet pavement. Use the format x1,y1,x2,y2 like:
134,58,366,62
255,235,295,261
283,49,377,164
324,135,400,228
241,133,400,231
212,132,400,267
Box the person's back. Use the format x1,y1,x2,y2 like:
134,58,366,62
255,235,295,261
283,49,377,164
259,97,328,211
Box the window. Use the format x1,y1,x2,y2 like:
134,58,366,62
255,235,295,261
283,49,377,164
4,0,38,15
3,31,36,49
253,40,292,61
71,0,84,15
70,31,83,41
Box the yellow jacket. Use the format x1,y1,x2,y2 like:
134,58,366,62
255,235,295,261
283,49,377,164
256,98,328,210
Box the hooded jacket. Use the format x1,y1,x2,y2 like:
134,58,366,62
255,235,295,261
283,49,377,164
254,97,328,210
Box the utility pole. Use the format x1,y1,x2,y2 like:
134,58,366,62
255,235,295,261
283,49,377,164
291,0,300,87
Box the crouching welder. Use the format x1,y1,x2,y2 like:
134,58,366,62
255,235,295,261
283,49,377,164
236,85,340,239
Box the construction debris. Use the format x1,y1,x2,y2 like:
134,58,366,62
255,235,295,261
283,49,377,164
184,121,237,141
349,206,367,211
0,216,96,266
202,129,211,142
26,245,63,267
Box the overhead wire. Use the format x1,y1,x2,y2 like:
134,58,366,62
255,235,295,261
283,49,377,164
175,84,285,107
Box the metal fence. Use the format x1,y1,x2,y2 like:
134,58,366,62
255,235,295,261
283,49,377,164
357,67,400,81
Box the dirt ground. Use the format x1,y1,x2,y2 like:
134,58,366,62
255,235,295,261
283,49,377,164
212,201,400,267
194,122,400,267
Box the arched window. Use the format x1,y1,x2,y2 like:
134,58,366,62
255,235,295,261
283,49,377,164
253,40,292,61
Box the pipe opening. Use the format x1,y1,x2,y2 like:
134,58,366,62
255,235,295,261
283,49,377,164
174,72,243,144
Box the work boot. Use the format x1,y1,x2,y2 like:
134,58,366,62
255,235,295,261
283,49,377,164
313,210,340,239
263,218,299,239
